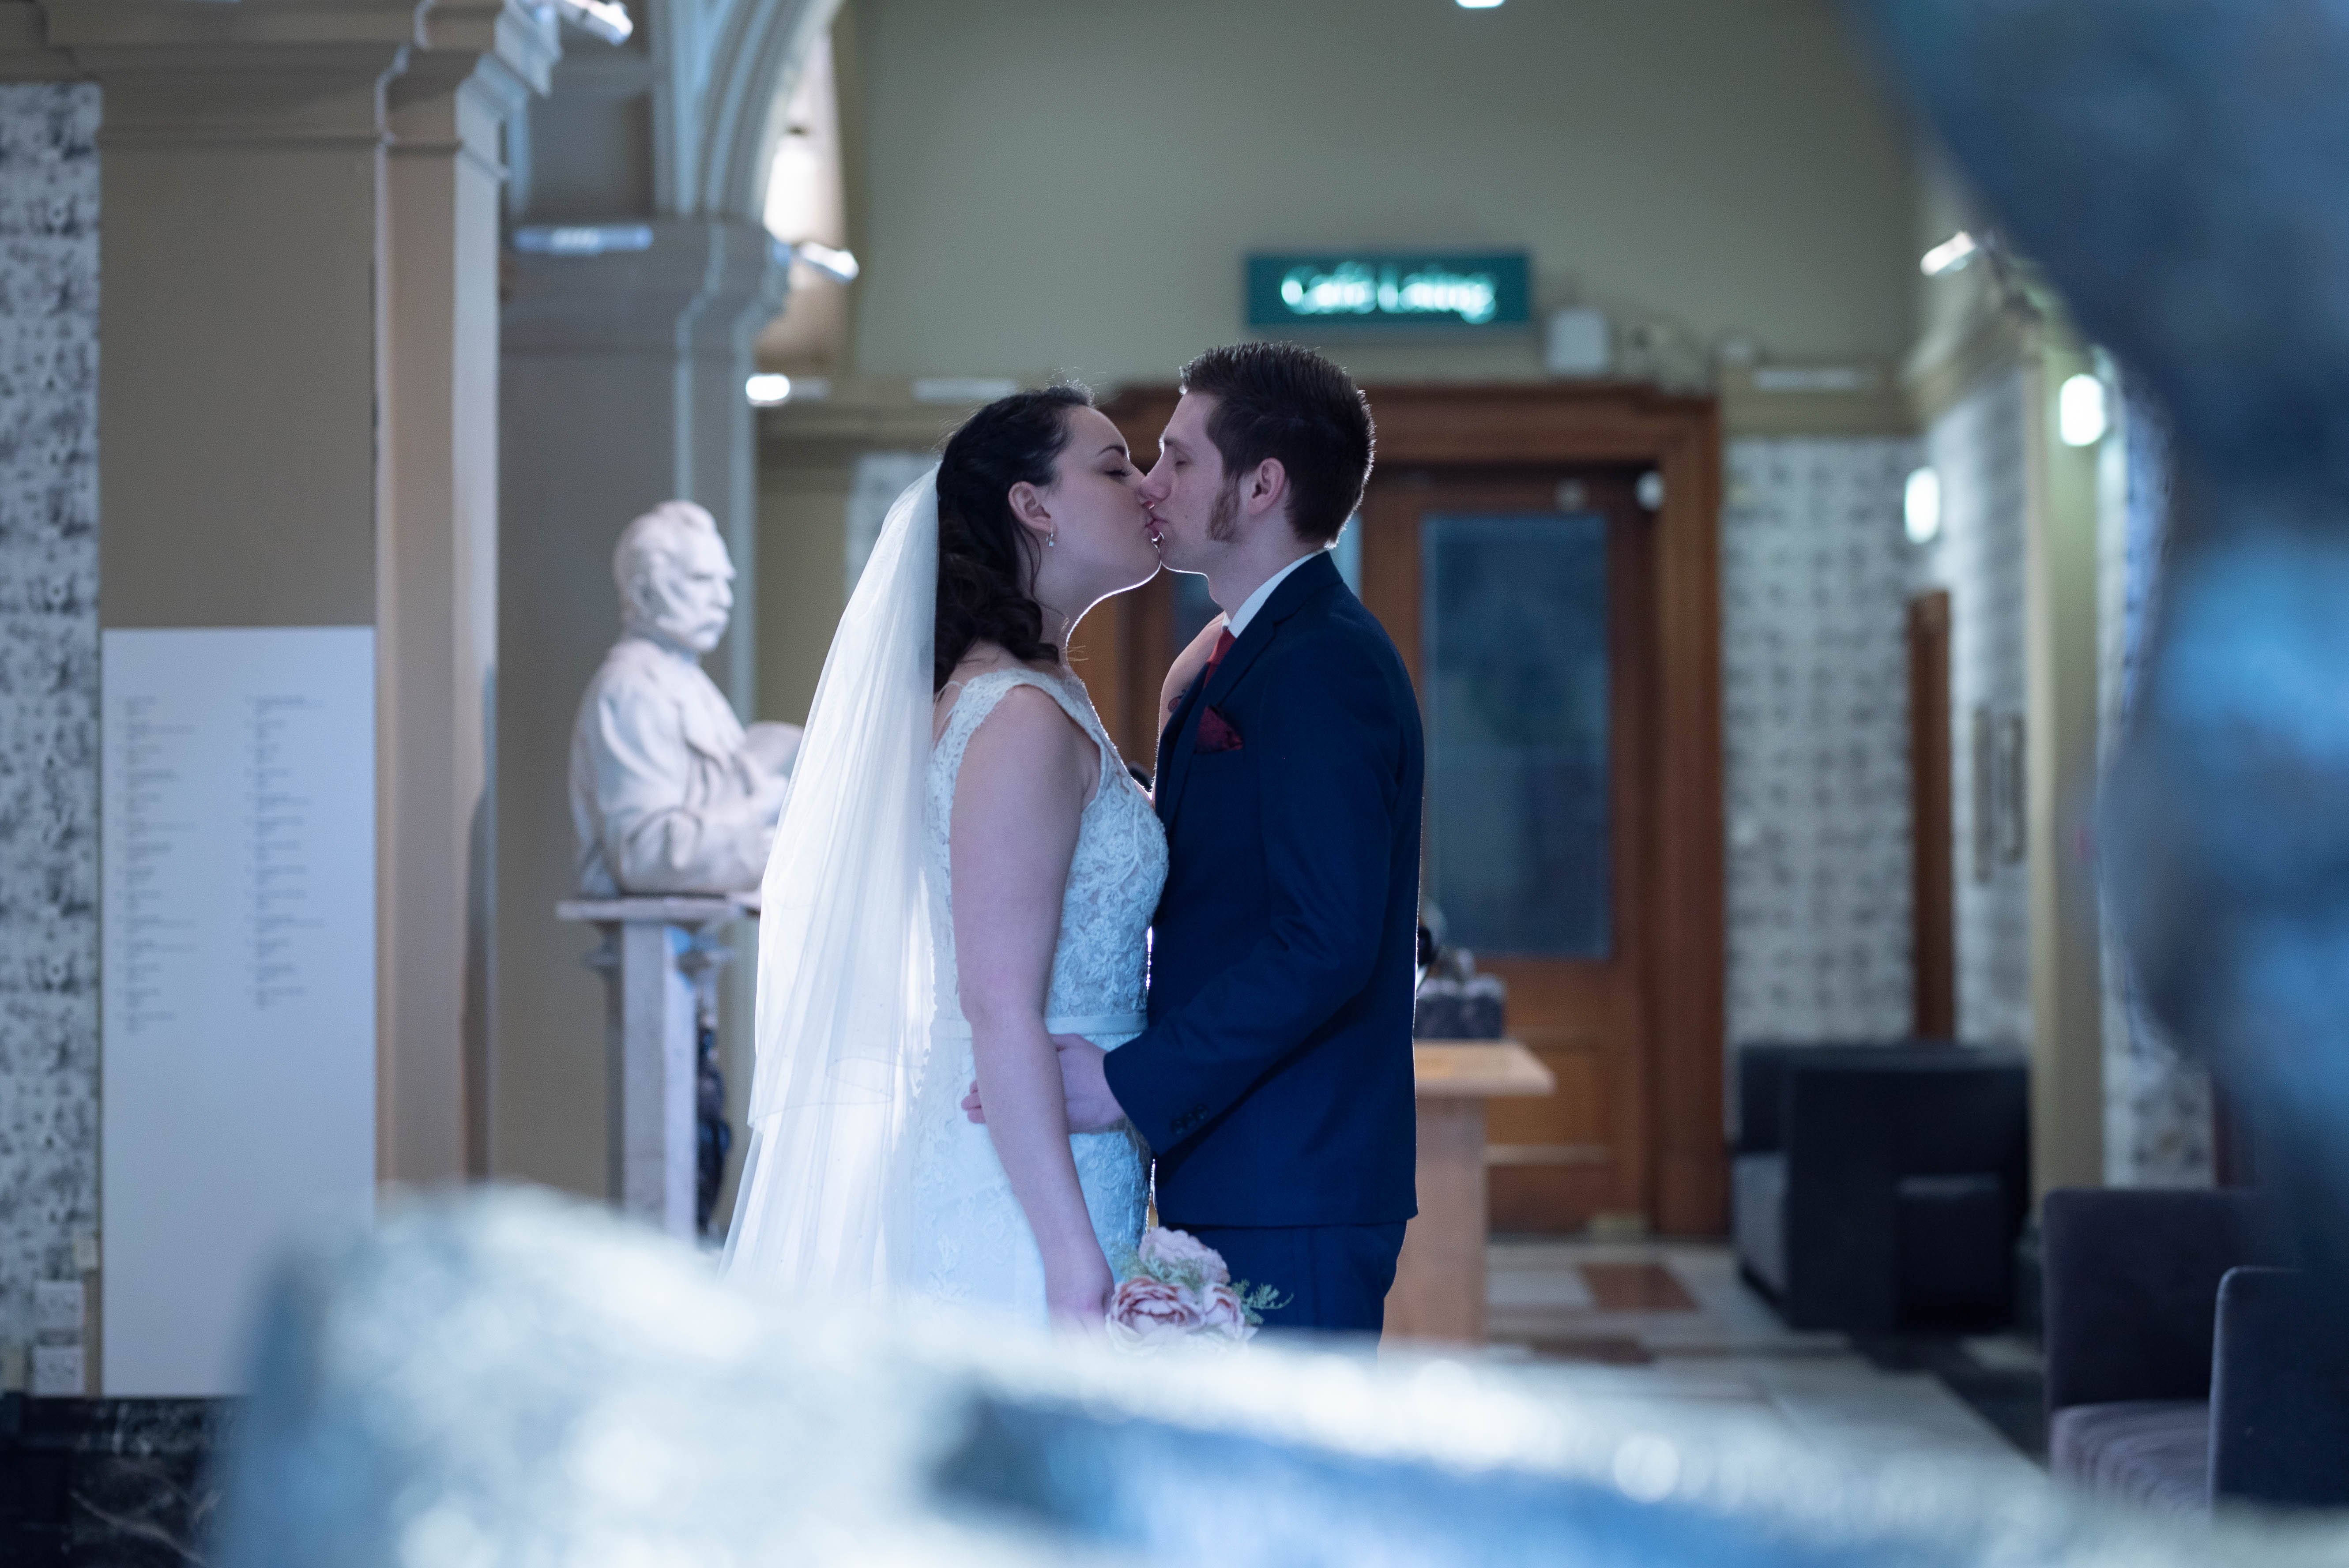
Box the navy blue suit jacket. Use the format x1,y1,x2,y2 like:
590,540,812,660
1103,551,1424,1227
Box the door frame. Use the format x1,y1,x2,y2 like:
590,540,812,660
1909,590,1956,1038
1090,382,1727,1235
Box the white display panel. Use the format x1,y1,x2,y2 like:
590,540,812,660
100,627,376,1395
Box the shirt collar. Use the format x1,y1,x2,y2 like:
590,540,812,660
1224,551,1318,642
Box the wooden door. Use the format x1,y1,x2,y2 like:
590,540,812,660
1360,466,1659,1231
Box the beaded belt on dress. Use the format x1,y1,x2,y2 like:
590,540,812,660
929,1012,1145,1042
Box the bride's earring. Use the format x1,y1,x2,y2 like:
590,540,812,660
1047,526,1057,548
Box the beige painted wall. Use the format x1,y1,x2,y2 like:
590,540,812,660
847,0,1919,385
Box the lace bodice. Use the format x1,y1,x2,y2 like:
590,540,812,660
903,666,1166,1322
923,669,1166,1031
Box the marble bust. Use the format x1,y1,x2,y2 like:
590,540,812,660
569,500,802,896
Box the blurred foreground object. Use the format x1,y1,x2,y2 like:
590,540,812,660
213,1190,2349,1566
1847,0,2349,1340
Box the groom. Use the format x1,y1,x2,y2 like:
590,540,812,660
977,342,1425,1332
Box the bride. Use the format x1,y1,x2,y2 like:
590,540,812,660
723,386,1168,1327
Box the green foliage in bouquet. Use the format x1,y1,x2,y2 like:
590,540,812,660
1113,1227,1290,1327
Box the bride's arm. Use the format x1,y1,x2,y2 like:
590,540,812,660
951,686,1112,1327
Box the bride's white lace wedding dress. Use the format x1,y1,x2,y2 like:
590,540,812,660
902,667,1166,1319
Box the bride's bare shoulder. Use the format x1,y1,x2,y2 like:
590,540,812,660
936,645,1098,800
931,642,1082,748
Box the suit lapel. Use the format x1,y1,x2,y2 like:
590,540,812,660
1156,553,1342,828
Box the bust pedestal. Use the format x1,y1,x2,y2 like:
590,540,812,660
555,895,759,1239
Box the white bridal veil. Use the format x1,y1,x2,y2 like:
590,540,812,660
723,470,940,1300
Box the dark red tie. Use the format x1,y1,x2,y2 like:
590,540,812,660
1203,626,1237,683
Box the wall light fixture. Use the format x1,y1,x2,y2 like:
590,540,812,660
552,0,632,45
793,241,862,284
1905,466,1942,544
2059,374,2109,447
1920,232,1978,277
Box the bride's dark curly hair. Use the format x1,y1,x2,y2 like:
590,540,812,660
934,384,1092,691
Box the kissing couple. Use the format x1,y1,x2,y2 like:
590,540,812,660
724,342,1425,1336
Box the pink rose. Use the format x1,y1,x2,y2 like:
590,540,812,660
1196,1282,1254,1342
1139,1226,1230,1285
1108,1276,1202,1346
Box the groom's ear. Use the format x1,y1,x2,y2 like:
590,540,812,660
1244,457,1290,521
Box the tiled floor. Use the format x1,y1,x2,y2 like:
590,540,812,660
1479,1239,2045,1478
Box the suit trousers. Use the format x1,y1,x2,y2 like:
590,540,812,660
1179,1221,1408,1336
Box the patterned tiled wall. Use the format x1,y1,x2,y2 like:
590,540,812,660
2097,386,2212,1185
1915,368,2033,1049
1721,438,1921,1054
0,85,100,1360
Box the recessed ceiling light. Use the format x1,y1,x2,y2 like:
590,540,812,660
1457,0,1505,9
746,374,793,408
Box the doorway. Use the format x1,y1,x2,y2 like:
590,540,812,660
1085,384,1727,1235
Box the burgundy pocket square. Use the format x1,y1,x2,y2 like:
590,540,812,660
1195,706,1244,752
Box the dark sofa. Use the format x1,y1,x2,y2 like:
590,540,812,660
1732,1043,2029,1332
2043,1187,2349,1515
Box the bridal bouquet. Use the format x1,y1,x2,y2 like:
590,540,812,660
1106,1226,1285,1350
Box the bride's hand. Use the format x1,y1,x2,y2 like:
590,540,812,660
1043,1246,1115,1330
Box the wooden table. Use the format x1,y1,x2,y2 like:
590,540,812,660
1384,1041,1555,1343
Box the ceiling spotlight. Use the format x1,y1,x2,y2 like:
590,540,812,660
552,0,632,45
1920,231,1978,277
746,374,792,408
2059,374,2109,447
1457,0,1505,8
1904,466,1942,545
792,241,861,284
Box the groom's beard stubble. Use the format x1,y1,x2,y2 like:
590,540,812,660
1207,480,1240,544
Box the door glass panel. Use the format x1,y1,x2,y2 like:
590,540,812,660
1423,512,1611,958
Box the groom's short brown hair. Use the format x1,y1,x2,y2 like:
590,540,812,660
1178,342,1374,548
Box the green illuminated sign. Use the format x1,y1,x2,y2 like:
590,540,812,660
1246,251,1530,332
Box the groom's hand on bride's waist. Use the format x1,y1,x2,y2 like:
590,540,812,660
958,1034,1126,1133
1052,1034,1126,1132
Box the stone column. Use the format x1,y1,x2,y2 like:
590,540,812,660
29,4,556,1200
497,219,787,1196
5,0,554,1388
381,6,557,1185
2022,340,2106,1195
